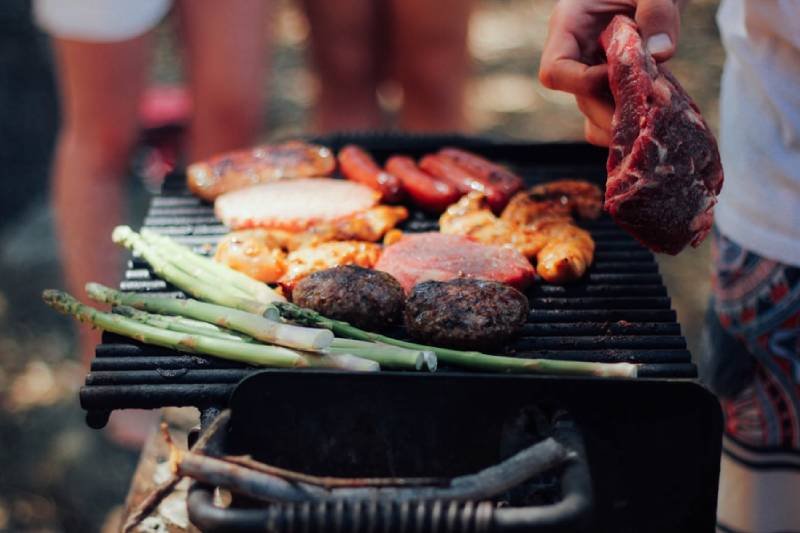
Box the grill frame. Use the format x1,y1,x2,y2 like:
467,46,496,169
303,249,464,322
80,135,700,427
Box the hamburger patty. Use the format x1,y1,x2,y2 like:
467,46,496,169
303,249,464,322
405,278,529,349
292,265,405,331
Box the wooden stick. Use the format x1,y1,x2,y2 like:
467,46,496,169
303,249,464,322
221,454,446,488
121,412,231,532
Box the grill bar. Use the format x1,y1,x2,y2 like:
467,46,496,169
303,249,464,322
86,369,250,385
528,309,676,322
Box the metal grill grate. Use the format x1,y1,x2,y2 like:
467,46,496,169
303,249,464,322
80,137,697,427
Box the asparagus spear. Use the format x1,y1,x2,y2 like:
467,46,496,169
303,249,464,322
87,283,333,352
275,302,638,378
44,289,307,368
139,228,279,305
114,303,432,371
112,226,280,315
112,305,256,343
45,290,377,371
330,338,435,371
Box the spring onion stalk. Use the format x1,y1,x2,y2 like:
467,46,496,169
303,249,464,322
139,228,281,304
275,302,638,378
112,226,278,315
86,283,333,352
44,290,307,368
329,338,435,371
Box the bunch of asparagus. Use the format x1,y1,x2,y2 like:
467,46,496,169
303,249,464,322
43,226,638,378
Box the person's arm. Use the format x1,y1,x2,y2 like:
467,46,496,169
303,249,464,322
538,0,684,146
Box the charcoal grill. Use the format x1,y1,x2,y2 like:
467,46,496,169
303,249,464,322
78,134,722,531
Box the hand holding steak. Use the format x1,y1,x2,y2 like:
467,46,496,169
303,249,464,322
600,15,723,254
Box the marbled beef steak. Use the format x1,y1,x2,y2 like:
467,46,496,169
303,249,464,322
600,15,723,254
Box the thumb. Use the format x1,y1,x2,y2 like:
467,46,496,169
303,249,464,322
635,0,680,62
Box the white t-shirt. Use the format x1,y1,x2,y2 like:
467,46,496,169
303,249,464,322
714,0,800,266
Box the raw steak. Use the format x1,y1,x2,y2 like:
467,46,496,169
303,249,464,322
215,178,379,230
600,15,723,254
375,232,535,293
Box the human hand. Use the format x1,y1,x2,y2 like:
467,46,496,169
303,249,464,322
538,0,682,146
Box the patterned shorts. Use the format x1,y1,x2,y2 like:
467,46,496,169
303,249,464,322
707,229,800,533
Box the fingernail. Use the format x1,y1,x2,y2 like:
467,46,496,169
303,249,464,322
647,33,673,56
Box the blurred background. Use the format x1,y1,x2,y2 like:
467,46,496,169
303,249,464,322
0,0,722,530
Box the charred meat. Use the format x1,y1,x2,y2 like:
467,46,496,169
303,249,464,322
292,265,405,331
404,278,529,349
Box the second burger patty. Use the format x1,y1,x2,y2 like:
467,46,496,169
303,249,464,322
405,278,529,350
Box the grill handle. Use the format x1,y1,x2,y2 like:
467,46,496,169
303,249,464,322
186,411,592,533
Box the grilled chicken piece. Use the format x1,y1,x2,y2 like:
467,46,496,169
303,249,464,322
439,193,546,257
280,241,382,294
214,205,405,283
213,229,289,283
187,141,336,202
533,223,595,284
439,190,595,284
502,179,603,225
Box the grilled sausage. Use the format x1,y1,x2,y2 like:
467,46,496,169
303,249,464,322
292,265,405,331
438,148,524,210
187,141,335,202
404,278,529,349
385,156,461,213
419,154,507,212
338,145,404,202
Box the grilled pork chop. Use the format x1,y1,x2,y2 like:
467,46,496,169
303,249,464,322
375,232,535,293
214,178,380,231
600,15,723,254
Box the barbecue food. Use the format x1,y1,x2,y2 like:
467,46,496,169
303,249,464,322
280,241,382,293
438,148,524,210
385,156,461,213
338,145,403,202
215,178,380,231
524,179,603,220
375,232,535,293
213,205,407,282
187,141,335,202
600,15,723,254
213,229,289,283
441,189,596,284
419,154,508,212
404,278,529,349
292,265,405,330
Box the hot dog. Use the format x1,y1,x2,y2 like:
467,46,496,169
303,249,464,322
438,147,523,206
419,154,507,212
385,156,461,213
338,145,403,203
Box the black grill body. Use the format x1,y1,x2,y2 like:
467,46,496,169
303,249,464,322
189,371,721,532
77,135,721,530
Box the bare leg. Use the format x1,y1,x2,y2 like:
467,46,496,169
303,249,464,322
390,0,472,131
50,36,151,366
176,0,271,161
303,0,383,132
